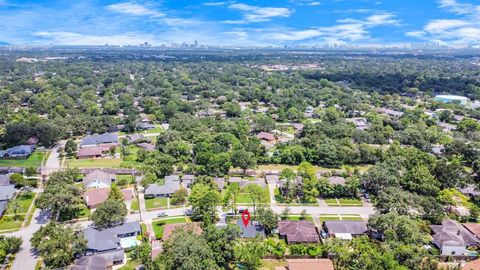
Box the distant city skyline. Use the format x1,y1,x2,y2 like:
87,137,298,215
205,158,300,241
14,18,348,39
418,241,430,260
0,0,480,48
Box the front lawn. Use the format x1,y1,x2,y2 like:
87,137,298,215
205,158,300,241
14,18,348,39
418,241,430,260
152,217,188,239
274,188,318,206
0,151,46,167
145,197,168,210
131,199,139,211
67,158,124,168
324,198,363,206
5,192,35,214
0,215,25,231
235,186,270,205
286,215,313,222
319,214,363,223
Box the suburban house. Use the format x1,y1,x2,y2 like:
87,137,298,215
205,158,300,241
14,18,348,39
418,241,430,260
83,170,115,189
144,176,181,198
430,219,480,256
126,134,147,144
0,145,35,159
85,188,110,208
463,223,480,242
137,123,155,131
275,259,335,270
256,132,276,143
214,177,225,190
323,220,369,240
346,118,371,130
83,222,141,265
236,219,266,238
80,133,119,148
0,185,16,217
72,255,112,270
181,174,195,188
162,223,202,241
327,176,346,186
278,220,319,244
376,107,404,118
137,143,155,151
437,122,457,132
77,146,111,159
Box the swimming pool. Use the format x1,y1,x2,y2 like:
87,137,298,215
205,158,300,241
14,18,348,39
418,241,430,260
120,236,139,249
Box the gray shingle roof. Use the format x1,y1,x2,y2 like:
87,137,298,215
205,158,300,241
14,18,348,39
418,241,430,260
236,219,265,238
145,180,180,196
324,220,368,235
83,170,115,188
430,219,480,248
84,222,141,252
0,185,16,201
81,133,118,147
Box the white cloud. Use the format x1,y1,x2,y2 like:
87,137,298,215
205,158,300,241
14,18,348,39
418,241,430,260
307,2,321,6
106,2,163,17
203,1,233,6
407,1,480,46
365,13,400,26
223,3,293,24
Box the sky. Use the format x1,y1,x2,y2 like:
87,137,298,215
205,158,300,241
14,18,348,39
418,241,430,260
0,0,480,47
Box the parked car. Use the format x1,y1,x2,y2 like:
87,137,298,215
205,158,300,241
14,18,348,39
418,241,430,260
184,209,192,216
157,212,167,218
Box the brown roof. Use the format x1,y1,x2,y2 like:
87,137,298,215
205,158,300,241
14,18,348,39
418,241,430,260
287,259,335,270
464,223,480,239
463,259,480,270
256,132,276,141
85,187,109,208
162,222,202,241
278,221,319,243
77,147,107,158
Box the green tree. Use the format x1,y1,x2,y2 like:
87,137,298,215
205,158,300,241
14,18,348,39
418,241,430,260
8,198,22,220
234,237,266,270
224,182,240,216
108,183,124,201
160,229,219,270
171,187,188,205
189,183,221,224
64,139,77,156
231,149,257,174
203,224,241,268
256,206,278,234
31,222,86,269
245,184,267,216
91,199,127,229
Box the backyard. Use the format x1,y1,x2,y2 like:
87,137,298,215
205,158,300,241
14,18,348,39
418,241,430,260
67,157,124,168
0,151,46,167
5,192,35,214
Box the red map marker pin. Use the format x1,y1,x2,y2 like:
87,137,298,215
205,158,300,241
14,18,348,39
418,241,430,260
242,210,251,227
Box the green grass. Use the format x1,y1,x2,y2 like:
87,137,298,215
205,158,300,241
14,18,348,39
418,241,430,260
152,217,187,239
5,192,35,214
0,215,25,230
116,174,135,187
76,205,90,219
324,198,363,206
318,214,363,223
118,259,139,270
235,186,271,205
145,197,168,209
131,199,139,211
141,223,147,234
257,164,372,173
0,151,46,167
286,215,313,222
274,188,318,206
67,158,124,168
260,259,287,270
